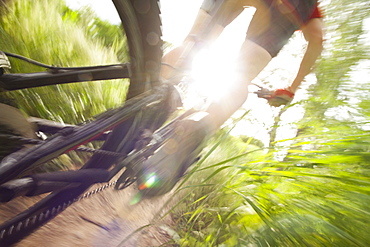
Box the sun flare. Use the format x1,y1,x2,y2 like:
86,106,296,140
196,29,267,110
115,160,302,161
192,50,238,98
176,7,255,110
180,39,243,110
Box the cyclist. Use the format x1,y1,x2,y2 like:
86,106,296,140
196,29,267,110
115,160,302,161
161,0,324,129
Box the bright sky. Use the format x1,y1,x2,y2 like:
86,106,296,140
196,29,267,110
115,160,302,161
65,0,238,45
65,0,313,146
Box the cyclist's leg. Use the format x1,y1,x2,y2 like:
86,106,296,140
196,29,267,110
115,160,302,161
142,1,272,196
237,0,273,82
161,0,248,80
205,0,319,128
196,0,247,42
204,41,271,132
203,1,273,131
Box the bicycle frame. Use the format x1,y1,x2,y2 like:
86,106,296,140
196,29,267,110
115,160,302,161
0,63,130,91
0,84,174,185
0,75,177,246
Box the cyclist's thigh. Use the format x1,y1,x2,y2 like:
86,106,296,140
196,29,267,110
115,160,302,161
245,2,294,57
201,0,249,27
246,0,317,57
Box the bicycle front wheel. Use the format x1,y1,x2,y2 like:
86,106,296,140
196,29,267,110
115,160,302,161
114,0,163,99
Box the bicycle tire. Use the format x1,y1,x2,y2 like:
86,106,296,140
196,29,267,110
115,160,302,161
96,0,165,162
115,0,163,100
0,0,162,245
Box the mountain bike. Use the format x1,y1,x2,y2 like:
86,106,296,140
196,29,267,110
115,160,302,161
0,0,279,245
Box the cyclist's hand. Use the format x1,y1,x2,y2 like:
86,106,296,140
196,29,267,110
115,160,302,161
267,89,294,107
268,96,291,107
254,86,294,107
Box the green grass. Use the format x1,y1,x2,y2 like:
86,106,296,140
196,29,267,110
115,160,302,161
163,126,370,246
0,0,129,168
0,0,128,124
1,1,369,246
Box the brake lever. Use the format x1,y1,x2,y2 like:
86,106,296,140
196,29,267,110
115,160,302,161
251,83,274,100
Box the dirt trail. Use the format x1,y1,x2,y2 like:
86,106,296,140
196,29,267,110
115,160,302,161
0,184,179,247
0,105,180,246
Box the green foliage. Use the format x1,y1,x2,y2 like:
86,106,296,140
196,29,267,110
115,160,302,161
303,0,370,127
62,5,128,62
1,0,369,245
0,0,129,124
170,128,268,246
0,0,131,168
169,127,370,246
167,1,370,246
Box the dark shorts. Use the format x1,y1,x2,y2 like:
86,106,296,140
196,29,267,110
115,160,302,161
201,0,318,57
247,0,317,57
201,0,244,28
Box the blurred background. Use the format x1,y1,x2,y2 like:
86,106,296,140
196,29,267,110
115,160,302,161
0,0,369,246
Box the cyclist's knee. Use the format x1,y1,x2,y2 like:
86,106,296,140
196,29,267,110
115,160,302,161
238,39,272,81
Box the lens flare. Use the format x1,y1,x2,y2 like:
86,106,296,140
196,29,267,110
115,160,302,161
138,173,159,190
130,192,142,205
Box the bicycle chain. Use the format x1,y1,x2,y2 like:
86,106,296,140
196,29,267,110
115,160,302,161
0,180,119,242
76,180,118,201
0,135,125,242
